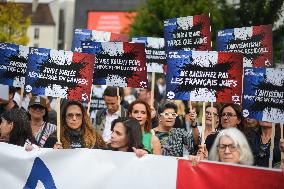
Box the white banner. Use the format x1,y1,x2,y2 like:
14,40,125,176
0,143,177,189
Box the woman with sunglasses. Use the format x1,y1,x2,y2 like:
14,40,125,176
44,100,106,149
128,100,161,155
153,101,199,157
28,96,56,147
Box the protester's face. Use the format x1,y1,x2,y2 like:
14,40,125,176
220,106,241,128
137,89,150,101
245,118,258,127
259,121,272,128
130,103,147,127
104,96,119,114
160,108,177,128
0,118,13,139
218,136,240,164
28,105,46,120
65,105,83,131
157,77,166,86
111,122,128,151
205,107,219,128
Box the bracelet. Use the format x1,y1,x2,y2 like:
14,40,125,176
191,122,198,128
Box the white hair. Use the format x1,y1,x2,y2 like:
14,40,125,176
209,128,254,166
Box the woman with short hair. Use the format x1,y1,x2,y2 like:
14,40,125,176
153,101,199,157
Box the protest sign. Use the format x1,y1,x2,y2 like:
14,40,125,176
72,28,129,52
132,37,166,73
0,42,28,87
89,96,106,118
25,47,94,101
0,84,9,101
166,50,243,103
82,42,147,88
217,24,272,67
243,68,284,124
90,96,106,111
164,14,212,51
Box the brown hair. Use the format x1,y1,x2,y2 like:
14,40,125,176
60,100,105,149
218,103,244,131
128,100,152,132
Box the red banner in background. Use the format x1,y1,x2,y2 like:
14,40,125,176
177,160,284,189
88,12,136,34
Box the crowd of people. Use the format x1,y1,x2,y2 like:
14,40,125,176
0,84,283,173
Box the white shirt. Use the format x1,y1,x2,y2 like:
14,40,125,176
102,110,119,142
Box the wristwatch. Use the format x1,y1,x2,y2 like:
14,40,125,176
191,122,198,128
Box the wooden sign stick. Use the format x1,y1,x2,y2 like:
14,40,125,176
269,123,275,168
56,97,61,143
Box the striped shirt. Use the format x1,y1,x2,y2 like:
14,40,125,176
34,122,57,147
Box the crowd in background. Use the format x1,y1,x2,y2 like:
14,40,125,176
0,74,283,173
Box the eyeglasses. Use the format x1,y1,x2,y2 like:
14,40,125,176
66,113,82,120
205,111,218,117
217,144,238,152
160,112,178,118
221,113,237,118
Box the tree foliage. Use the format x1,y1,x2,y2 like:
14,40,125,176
0,2,31,45
129,0,284,64
129,0,223,39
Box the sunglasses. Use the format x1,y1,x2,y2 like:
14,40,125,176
66,113,82,120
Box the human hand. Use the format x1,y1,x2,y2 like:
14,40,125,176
185,111,197,123
53,142,63,149
188,155,201,166
132,147,148,158
280,139,284,152
197,144,208,160
25,144,40,151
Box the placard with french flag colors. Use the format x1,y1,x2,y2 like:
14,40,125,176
217,24,273,68
72,28,129,52
242,67,284,124
166,50,243,103
164,14,212,51
25,47,94,101
0,42,28,87
82,41,148,88
132,37,166,73
0,143,283,189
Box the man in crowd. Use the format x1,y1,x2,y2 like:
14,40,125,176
93,86,127,143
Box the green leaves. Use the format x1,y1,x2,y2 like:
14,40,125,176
0,2,31,45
